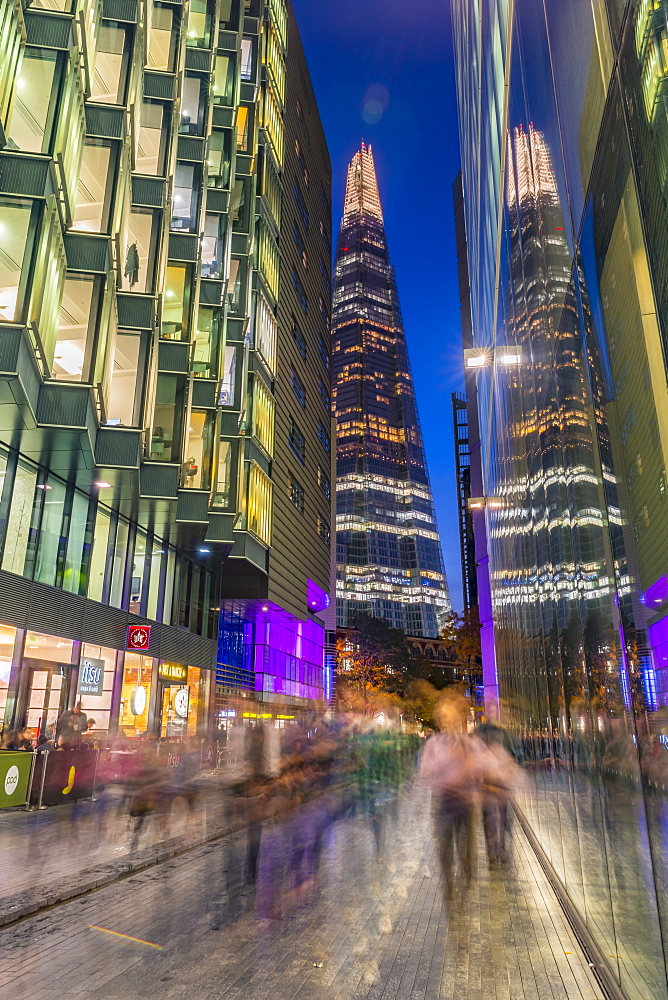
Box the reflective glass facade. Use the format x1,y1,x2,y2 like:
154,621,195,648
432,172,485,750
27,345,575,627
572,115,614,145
453,1,668,996
332,145,450,637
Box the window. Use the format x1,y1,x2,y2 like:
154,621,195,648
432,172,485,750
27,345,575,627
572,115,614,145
240,37,254,80
227,257,243,311
213,440,234,507
193,306,220,378
2,456,37,576
295,138,308,184
319,257,331,293
317,422,330,453
183,410,214,489
107,331,144,425
121,207,160,292
137,100,169,175
231,178,249,231
292,268,307,312
186,0,212,47
0,198,37,324
253,294,276,372
294,180,308,230
52,274,101,381
213,55,235,105
318,465,330,500
246,462,272,543
318,335,330,371
171,163,200,230
291,368,306,408
252,378,275,456
319,296,329,324
318,379,330,411
289,418,305,464
90,22,130,104
147,3,180,72
8,48,61,153
293,323,307,359
72,139,117,233
201,214,224,278
219,346,237,405
179,74,206,135
161,264,192,339
207,129,231,188
293,222,307,267
318,515,330,546
150,374,187,462
236,105,251,151
290,476,305,513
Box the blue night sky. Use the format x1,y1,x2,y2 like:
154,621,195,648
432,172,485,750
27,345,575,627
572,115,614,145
291,0,466,611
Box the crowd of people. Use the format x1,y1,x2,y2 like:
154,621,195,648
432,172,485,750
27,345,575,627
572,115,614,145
1,701,96,751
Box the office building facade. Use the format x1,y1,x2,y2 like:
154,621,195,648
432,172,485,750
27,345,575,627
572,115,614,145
332,144,449,638
453,1,668,996
0,0,330,742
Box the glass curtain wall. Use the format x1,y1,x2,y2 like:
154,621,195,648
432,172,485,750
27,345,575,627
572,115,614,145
452,0,668,997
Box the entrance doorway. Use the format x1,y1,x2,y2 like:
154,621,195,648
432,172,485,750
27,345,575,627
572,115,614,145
21,658,69,739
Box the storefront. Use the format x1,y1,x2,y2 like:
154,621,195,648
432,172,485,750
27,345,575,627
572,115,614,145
157,662,205,739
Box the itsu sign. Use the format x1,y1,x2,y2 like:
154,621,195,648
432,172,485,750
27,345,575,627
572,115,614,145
127,625,151,651
79,657,105,697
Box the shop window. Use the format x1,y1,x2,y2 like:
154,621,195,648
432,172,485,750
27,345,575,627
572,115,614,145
207,129,231,188
52,274,101,381
236,105,251,151
183,409,214,489
290,476,304,513
0,624,17,735
186,0,212,47
63,489,91,595
201,213,224,278
247,462,272,543
240,37,254,80
147,3,180,72
119,653,153,736
21,633,74,740
90,22,131,104
252,378,275,456
77,644,117,735
171,163,200,231
291,368,306,407
161,263,192,340
158,663,203,738
121,208,160,293
289,418,305,464
7,48,61,153
318,465,330,500
213,54,235,106
137,100,169,175
0,198,37,324
107,331,145,426
71,139,117,234
253,293,276,372
151,373,187,462
33,477,67,588
193,306,220,378
213,440,234,508
219,345,237,406
179,74,207,136
87,503,112,603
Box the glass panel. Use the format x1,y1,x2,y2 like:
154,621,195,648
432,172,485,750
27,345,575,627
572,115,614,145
201,213,224,277
147,3,178,72
129,527,147,613
161,264,191,340
0,625,17,740
213,440,233,507
7,49,59,153
107,332,142,426
186,0,211,47
71,140,115,233
137,100,168,175
63,490,90,595
171,163,199,230
121,208,159,293
183,410,214,489
52,274,99,381
219,345,237,406
246,461,271,543
207,129,231,188
109,517,129,608
33,477,67,587
231,177,249,230
0,198,34,323
252,377,274,455
179,74,206,135
236,105,250,151
151,374,187,462
193,306,220,378
119,653,153,736
146,538,164,620
89,22,129,105
226,257,242,310
77,644,116,735
87,503,111,603
253,292,276,372
240,37,253,80
213,54,235,105
162,546,176,624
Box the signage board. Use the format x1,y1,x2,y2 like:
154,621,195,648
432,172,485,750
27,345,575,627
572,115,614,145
0,750,32,808
29,750,97,806
78,657,105,697
158,662,188,683
127,625,151,650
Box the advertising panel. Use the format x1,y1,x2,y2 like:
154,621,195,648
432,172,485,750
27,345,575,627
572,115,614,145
0,750,33,808
29,750,98,806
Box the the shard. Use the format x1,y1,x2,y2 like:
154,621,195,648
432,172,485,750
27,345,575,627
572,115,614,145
332,144,450,637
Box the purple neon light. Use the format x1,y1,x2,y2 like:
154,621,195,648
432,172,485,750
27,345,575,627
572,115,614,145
642,574,668,609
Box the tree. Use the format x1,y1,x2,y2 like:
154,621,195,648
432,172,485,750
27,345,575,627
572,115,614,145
441,606,482,692
336,615,411,711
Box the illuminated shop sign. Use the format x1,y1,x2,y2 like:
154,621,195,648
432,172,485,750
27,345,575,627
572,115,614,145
79,657,105,697
159,663,188,683
127,625,151,650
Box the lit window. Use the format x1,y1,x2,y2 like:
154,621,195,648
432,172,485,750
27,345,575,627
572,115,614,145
290,476,305,513
291,368,306,408
293,323,307,359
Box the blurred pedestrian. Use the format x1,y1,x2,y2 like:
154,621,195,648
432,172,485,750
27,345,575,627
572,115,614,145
56,701,88,748
1,727,33,750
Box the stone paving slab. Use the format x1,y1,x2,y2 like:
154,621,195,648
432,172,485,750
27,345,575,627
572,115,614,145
0,789,606,1000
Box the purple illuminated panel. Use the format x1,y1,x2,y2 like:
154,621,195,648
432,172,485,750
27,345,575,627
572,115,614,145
307,578,330,614
253,609,325,702
643,575,668,609
649,614,668,709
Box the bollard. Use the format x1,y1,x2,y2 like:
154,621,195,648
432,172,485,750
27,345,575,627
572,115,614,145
24,751,37,811
37,749,49,810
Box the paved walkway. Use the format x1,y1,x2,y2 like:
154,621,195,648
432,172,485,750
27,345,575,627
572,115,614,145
1,789,605,1000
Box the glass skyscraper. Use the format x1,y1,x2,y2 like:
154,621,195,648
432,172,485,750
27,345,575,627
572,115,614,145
453,1,668,997
332,144,449,638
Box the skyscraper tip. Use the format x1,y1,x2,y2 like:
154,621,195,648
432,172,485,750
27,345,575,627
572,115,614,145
343,142,384,222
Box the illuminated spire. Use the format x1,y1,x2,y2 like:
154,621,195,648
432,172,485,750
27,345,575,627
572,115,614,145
343,142,384,222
